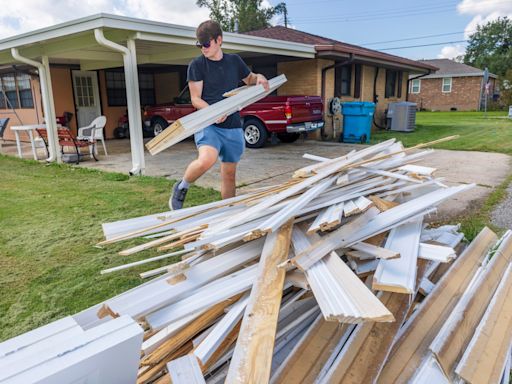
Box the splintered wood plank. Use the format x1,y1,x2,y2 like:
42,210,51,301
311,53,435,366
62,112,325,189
430,231,512,378
350,241,399,260
455,262,512,384
225,220,294,384
137,340,193,384
324,259,428,384
272,314,350,384
201,321,241,372
141,295,240,367
368,195,399,212
377,227,498,384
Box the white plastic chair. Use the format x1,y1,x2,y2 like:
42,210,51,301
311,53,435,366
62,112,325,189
77,116,107,156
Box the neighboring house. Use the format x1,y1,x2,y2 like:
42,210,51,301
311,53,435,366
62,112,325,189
408,59,498,111
244,26,436,137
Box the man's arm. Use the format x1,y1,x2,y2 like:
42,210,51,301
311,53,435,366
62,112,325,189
189,80,209,110
243,72,270,92
189,80,227,124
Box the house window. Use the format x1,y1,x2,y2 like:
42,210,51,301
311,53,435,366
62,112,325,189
105,70,156,106
385,70,398,98
410,79,421,94
354,64,362,99
18,74,34,108
0,73,34,109
138,73,156,107
442,77,452,93
335,64,352,96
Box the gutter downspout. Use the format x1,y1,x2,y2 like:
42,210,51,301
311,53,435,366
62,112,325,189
94,28,145,175
406,72,430,102
321,53,354,139
11,49,59,162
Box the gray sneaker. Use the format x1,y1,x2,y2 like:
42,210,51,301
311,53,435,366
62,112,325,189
169,181,188,210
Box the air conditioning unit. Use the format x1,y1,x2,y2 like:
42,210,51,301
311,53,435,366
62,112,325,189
386,102,417,132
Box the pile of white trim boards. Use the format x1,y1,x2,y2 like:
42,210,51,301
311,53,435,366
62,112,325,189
1,77,511,384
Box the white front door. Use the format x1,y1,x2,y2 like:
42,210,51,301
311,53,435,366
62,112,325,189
72,70,101,128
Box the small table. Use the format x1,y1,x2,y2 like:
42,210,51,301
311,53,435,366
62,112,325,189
10,124,60,160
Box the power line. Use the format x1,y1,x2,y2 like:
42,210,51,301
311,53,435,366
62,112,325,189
360,31,470,46
287,0,455,10
378,40,468,51
290,1,459,22
293,7,458,23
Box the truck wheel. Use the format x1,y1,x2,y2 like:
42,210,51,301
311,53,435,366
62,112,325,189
152,118,168,137
277,133,300,143
243,119,268,148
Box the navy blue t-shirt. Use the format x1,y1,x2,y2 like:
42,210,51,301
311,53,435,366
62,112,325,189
187,53,251,129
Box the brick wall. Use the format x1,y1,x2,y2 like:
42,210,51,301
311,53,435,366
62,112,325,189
277,59,410,139
408,76,494,111
277,59,321,96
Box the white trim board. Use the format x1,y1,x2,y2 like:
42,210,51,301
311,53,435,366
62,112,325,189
373,218,423,294
293,227,394,323
167,355,206,384
105,238,264,319
0,315,143,384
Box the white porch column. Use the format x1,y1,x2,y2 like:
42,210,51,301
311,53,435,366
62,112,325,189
125,38,145,175
94,29,145,175
11,49,60,162
41,55,61,163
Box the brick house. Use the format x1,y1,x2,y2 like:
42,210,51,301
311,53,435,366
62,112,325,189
243,26,436,137
408,59,498,111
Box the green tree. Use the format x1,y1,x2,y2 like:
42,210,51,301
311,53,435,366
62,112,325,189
464,16,512,77
499,69,512,107
196,0,288,33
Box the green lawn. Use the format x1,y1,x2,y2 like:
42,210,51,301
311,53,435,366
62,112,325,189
0,155,219,341
371,111,512,154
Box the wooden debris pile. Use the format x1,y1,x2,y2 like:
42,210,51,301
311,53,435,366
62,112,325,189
3,138,512,384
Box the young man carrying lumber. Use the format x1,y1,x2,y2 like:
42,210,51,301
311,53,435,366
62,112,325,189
170,20,269,210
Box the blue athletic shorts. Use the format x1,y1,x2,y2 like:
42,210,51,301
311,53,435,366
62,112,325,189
194,125,245,163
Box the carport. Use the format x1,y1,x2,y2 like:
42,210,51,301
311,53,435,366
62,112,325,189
0,14,315,174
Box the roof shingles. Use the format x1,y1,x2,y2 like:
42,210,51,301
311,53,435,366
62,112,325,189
417,59,497,78
243,26,436,72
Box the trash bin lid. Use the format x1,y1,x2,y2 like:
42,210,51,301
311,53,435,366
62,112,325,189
341,101,376,115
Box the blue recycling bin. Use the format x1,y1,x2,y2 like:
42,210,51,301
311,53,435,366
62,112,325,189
341,101,375,143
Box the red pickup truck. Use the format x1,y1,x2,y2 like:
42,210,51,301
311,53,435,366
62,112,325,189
143,86,324,148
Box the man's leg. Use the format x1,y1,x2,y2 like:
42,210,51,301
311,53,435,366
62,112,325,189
184,145,218,183
170,145,218,210
220,162,237,199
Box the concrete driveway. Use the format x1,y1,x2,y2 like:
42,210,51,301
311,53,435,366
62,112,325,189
3,137,511,222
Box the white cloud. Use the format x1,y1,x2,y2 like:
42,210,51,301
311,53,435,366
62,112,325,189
0,0,210,39
438,44,466,59
457,0,512,16
437,0,512,60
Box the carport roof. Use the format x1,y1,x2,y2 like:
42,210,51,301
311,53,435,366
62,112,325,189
0,14,316,70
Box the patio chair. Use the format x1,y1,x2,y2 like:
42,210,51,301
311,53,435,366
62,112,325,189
0,117,9,149
35,128,49,157
37,128,97,164
77,116,107,156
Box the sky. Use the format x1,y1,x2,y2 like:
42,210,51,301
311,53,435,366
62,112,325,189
0,0,511,61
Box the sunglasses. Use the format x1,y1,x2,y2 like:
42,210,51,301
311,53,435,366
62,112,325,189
195,39,214,49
